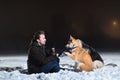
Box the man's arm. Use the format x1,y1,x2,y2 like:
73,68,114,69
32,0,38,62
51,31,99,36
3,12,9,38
29,46,58,66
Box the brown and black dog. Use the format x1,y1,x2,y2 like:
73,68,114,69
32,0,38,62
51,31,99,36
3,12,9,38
65,35,104,72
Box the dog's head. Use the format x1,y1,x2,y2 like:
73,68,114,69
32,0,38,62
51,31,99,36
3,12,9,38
65,35,82,53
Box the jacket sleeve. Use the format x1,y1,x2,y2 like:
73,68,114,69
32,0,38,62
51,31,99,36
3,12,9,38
29,46,58,66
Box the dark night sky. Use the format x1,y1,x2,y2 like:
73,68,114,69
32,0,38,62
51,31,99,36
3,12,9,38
0,1,120,53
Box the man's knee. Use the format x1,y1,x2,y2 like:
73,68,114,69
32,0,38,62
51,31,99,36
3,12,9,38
40,60,60,73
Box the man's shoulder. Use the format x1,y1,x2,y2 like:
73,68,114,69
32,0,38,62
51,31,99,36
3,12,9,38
29,45,42,51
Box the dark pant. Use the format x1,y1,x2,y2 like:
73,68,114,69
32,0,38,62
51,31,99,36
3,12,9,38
40,59,60,73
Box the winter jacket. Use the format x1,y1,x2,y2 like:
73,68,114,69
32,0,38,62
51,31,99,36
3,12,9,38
27,42,58,74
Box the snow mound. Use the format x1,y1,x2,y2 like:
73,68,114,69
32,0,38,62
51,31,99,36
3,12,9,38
0,53,120,80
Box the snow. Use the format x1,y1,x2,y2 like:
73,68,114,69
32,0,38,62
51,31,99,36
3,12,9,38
0,52,120,80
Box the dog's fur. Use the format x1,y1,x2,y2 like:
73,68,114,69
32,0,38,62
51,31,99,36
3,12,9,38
65,35,104,72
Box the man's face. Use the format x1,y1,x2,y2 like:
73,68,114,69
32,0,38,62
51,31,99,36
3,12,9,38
37,34,46,45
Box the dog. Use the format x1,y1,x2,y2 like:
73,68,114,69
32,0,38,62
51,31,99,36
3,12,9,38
64,35,104,72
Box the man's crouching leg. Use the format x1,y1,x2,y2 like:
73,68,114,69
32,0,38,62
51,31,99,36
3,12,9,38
40,59,60,73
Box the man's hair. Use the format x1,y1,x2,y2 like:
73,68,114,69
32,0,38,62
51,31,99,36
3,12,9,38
33,31,45,41
30,30,45,45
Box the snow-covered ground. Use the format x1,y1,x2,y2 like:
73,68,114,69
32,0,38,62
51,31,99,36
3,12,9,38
0,52,120,80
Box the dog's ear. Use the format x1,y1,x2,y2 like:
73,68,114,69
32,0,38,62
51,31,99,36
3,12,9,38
70,35,75,40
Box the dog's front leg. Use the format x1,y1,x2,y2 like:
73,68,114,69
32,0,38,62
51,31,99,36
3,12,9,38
65,52,76,60
64,52,73,57
74,62,78,69
74,61,82,72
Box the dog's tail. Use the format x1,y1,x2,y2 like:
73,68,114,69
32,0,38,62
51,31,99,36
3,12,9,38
105,63,117,67
93,60,117,68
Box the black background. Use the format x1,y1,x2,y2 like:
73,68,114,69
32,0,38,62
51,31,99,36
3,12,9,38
0,1,120,54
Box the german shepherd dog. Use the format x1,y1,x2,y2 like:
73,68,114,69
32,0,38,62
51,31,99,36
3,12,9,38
64,35,104,72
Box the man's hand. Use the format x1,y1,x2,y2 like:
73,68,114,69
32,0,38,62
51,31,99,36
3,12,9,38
56,53,59,57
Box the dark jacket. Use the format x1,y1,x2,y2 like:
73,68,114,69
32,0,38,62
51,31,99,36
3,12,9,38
27,42,58,74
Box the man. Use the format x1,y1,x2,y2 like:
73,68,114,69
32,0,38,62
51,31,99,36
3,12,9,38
27,31,60,74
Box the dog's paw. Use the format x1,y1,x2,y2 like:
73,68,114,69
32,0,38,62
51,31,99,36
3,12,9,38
64,52,70,55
